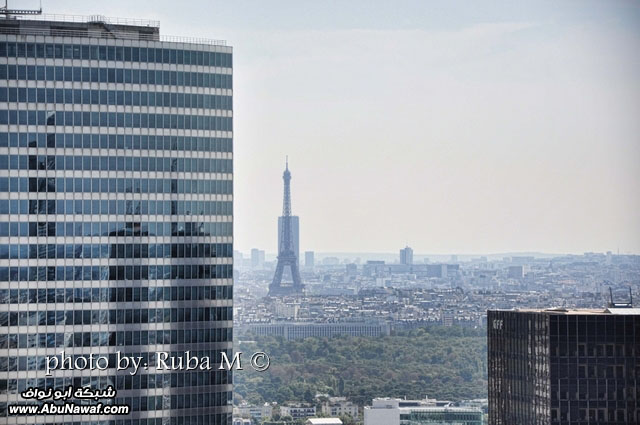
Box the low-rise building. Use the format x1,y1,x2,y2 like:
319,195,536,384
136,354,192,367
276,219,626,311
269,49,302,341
320,397,359,418
306,419,343,425
364,398,482,425
280,404,317,419
247,321,390,340
233,402,274,421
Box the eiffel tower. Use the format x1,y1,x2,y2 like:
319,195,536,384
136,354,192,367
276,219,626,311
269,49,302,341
269,159,304,296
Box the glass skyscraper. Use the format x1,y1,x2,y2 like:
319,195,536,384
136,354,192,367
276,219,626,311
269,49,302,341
0,14,233,424
488,309,639,425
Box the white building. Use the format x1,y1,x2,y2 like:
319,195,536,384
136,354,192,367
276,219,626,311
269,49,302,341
306,419,343,425
280,404,316,419
364,398,482,425
320,397,359,418
233,402,273,421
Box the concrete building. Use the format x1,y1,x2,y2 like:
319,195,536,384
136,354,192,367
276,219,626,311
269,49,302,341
251,248,265,270
320,397,359,418
234,402,273,421
305,250,315,269
507,265,525,279
245,321,391,340
0,13,233,424
441,310,455,327
364,398,482,425
400,246,414,265
280,404,316,419
361,262,458,278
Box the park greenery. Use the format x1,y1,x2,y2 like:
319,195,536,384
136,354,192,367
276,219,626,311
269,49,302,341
234,326,487,407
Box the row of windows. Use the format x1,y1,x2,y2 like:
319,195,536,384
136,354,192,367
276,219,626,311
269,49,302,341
0,42,232,68
2,328,231,351
549,315,637,336
0,221,231,238
1,154,232,173
0,285,232,304
0,86,232,110
1,132,232,153
0,200,231,216
553,363,632,380
551,343,636,358
2,370,231,395
1,327,232,349
0,264,233,283
1,64,232,89
0,306,233,327
0,242,232,260
551,407,635,423
401,413,482,421
0,109,233,131
0,177,233,195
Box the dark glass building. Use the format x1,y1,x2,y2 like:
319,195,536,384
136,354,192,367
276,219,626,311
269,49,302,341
488,308,639,425
0,14,233,424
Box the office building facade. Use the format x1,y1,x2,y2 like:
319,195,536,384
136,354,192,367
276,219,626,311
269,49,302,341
0,15,233,424
488,309,639,425
244,321,390,341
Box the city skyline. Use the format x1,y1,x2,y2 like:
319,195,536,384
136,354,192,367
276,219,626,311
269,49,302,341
26,0,640,255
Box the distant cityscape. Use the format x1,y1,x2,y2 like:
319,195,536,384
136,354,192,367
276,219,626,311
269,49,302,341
228,159,640,425
234,248,638,328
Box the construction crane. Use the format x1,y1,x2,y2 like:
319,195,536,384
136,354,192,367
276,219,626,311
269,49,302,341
0,0,42,18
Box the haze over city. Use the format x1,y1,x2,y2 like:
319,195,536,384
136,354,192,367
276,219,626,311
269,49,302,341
31,0,640,254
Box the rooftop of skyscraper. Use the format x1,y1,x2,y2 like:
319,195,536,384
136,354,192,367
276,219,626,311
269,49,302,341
494,307,640,315
0,13,226,46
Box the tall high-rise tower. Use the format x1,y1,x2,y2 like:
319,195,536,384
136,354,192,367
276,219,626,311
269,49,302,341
269,160,303,295
399,246,413,265
0,14,233,424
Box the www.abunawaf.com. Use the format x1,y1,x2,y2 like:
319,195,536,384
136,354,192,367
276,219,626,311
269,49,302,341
9,402,130,416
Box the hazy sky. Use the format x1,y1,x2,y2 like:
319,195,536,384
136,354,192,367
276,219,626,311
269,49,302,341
28,0,640,254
